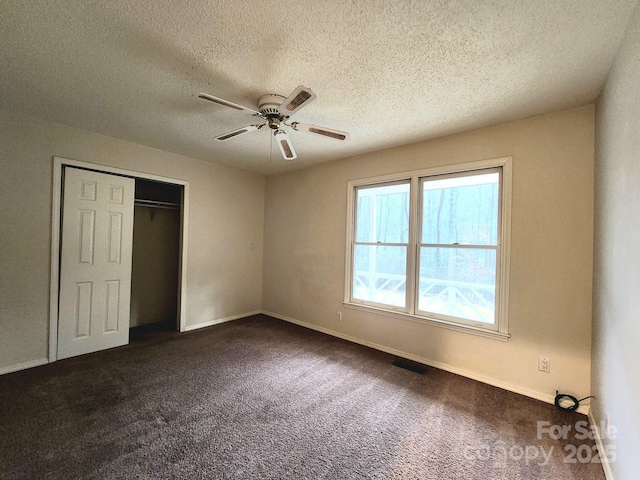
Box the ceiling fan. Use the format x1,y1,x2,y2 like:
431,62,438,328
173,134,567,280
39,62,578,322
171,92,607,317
198,85,349,160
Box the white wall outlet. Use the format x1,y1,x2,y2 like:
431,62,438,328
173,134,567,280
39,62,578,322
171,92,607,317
336,311,342,321
538,356,550,373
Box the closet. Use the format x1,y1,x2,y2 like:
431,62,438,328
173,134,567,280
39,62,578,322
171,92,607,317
130,179,182,332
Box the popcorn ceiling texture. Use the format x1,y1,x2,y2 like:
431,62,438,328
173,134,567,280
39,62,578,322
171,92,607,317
0,0,636,174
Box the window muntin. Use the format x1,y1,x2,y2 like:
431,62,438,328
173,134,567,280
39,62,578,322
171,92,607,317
347,161,509,335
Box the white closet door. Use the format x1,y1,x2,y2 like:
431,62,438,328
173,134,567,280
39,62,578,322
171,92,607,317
57,167,135,359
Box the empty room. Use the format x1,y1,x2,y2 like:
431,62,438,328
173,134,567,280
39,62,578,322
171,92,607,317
1,1,639,479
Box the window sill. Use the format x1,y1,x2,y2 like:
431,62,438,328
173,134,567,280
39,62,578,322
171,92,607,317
342,302,510,341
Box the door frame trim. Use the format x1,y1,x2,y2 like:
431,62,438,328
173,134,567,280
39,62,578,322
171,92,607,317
49,157,190,362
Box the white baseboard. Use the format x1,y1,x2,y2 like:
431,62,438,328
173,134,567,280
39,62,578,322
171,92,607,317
262,310,589,415
588,408,615,480
183,311,262,332
0,358,49,376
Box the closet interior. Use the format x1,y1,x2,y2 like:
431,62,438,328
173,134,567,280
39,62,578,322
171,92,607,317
130,178,182,333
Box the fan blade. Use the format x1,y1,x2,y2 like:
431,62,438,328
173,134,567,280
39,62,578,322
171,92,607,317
215,125,261,141
277,85,317,116
274,130,297,160
291,122,350,141
199,92,262,116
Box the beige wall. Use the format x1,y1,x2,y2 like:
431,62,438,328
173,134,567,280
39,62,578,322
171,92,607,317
264,105,595,405
0,109,264,371
593,2,640,478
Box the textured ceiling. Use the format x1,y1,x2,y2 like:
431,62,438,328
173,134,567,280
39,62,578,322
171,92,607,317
1,0,637,175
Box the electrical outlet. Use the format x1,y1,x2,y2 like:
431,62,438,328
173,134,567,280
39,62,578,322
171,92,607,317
538,357,550,373
539,357,550,373
336,311,342,321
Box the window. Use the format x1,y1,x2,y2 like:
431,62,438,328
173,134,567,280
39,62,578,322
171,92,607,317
345,157,512,338
353,181,410,309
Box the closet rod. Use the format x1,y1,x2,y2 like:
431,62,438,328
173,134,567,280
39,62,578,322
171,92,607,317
134,199,180,210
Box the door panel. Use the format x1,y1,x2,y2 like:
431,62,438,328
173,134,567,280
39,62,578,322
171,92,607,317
58,167,135,359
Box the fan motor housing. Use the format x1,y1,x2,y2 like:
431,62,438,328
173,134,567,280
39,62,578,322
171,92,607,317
258,94,286,118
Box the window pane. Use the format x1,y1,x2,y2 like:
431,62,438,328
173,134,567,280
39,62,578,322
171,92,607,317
353,245,407,308
356,183,410,243
422,172,499,245
418,247,496,323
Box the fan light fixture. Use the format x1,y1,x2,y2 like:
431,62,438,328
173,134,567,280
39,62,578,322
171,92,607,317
198,85,349,161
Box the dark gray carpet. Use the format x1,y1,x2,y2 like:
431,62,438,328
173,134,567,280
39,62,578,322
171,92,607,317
0,314,604,479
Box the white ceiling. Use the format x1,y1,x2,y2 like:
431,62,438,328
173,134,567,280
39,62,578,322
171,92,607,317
1,1,637,175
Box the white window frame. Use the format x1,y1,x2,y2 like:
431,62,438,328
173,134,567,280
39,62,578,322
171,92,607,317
344,156,512,340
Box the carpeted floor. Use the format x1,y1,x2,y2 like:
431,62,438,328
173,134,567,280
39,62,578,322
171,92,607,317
0,314,604,479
